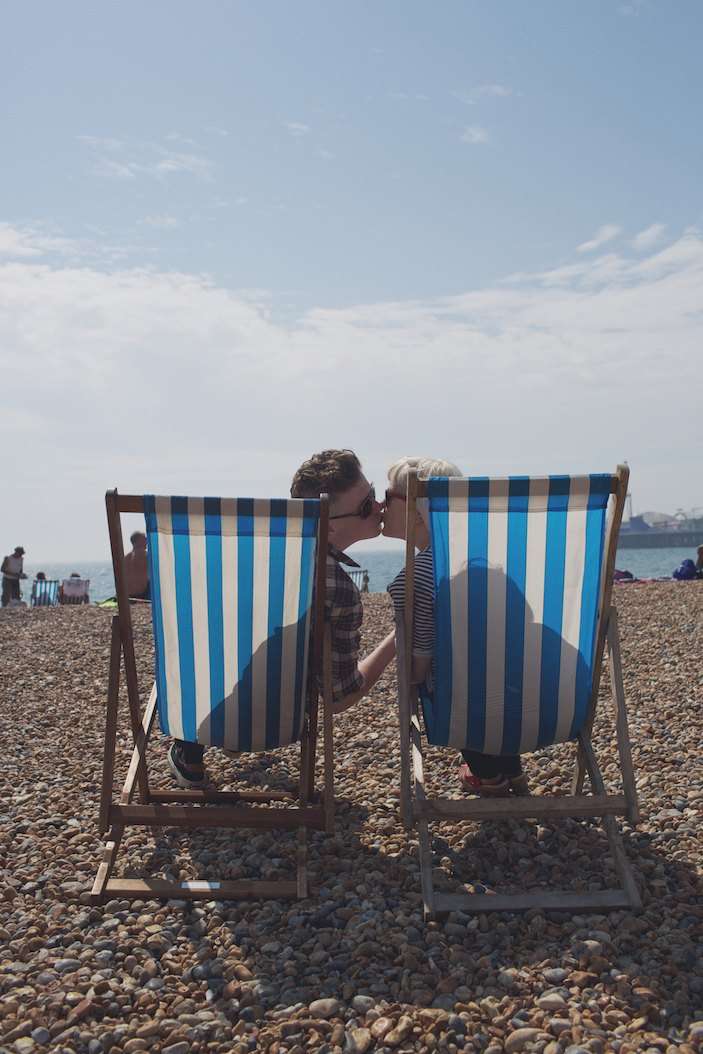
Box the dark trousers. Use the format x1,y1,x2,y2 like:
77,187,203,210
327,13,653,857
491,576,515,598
177,739,205,764
1,578,20,607
461,749,522,779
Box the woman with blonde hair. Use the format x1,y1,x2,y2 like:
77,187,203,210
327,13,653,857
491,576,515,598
384,456,529,797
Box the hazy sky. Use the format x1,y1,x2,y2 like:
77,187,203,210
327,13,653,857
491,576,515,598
2,1,702,559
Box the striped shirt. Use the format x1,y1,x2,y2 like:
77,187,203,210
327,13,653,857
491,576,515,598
387,547,435,657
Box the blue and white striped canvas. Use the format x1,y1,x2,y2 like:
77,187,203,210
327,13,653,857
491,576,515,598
31,579,59,606
144,496,320,753
421,475,612,753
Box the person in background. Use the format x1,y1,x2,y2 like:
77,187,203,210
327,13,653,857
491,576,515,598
124,531,150,600
1,546,27,607
696,545,703,578
384,456,530,798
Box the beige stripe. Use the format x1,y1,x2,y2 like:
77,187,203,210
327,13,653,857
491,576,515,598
250,500,271,751
279,531,303,745
483,479,509,755
187,498,211,746
447,478,469,747
555,479,589,742
519,478,549,752
155,496,183,741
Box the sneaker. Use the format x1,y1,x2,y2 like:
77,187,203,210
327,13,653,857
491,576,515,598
509,773,531,796
458,763,510,797
167,742,206,789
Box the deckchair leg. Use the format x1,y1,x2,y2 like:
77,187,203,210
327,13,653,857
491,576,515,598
90,825,124,903
395,620,413,830
579,733,641,909
410,705,436,918
322,628,335,834
607,609,640,825
99,617,122,834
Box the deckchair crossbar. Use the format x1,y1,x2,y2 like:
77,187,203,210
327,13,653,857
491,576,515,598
415,792,628,822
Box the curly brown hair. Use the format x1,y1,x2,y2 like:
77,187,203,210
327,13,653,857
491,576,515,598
290,449,362,499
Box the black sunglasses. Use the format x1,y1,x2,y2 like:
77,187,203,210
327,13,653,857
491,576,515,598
385,488,407,506
330,485,376,520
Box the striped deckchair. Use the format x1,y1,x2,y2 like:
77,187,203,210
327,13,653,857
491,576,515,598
396,465,640,918
31,579,59,606
92,489,333,905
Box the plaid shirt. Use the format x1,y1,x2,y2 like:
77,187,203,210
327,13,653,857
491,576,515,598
322,545,364,702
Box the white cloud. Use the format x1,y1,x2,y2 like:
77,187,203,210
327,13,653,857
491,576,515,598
453,84,513,105
576,224,622,253
0,223,77,258
477,83,512,98
285,122,311,137
142,215,180,229
79,136,214,182
1,225,701,556
632,223,666,250
76,135,124,151
460,125,489,144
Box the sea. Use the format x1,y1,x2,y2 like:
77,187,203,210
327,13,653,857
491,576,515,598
19,546,695,604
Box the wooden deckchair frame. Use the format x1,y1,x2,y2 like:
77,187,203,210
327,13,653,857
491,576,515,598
397,465,642,918
91,489,334,904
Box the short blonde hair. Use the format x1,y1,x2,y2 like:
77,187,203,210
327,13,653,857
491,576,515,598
387,456,463,526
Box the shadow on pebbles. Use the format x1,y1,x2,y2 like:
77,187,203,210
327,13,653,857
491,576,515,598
1,583,702,1053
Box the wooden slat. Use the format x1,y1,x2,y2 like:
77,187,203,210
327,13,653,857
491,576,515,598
120,684,158,805
103,877,298,900
414,476,620,497
90,826,124,902
113,802,325,829
148,787,299,804
416,792,628,822
432,888,632,915
322,624,335,834
607,609,640,825
99,617,122,833
113,494,146,513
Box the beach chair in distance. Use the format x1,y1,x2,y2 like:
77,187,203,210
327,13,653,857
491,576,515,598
31,579,59,606
91,490,334,904
59,577,90,604
396,465,641,918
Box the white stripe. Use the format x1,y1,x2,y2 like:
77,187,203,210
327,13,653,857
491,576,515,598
279,528,302,745
250,500,271,751
519,478,548,752
483,478,509,755
555,478,589,741
187,498,211,745
447,479,469,746
155,496,184,741
220,499,239,750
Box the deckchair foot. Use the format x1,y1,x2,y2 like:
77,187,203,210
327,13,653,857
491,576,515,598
98,878,299,901
430,888,633,917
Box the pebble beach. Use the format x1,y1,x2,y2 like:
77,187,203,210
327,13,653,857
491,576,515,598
1,583,701,1054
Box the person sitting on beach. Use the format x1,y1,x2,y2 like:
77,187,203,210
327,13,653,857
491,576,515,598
1,546,27,607
167,448,397,788
696,545,703,578
59,572,90,604
124,531,150,600
384,456,529,797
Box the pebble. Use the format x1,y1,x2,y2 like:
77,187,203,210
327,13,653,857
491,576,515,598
0,588,701,1054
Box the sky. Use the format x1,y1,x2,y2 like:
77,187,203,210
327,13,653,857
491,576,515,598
2,0,702,560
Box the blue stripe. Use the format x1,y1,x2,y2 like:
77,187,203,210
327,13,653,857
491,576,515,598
293,530,316,742
171,497,197,743
502,477,529,754
265,500,287,748
428,478,451,744
204,497,225,747
144,496,170,737
236,498,255,750
571,474,610,738
467,478,489,751
538,476,570,746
